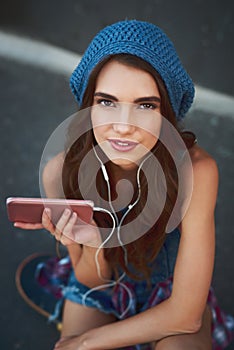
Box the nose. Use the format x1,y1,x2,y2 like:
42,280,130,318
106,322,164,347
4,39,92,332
112,105,135,134
112,123,135,134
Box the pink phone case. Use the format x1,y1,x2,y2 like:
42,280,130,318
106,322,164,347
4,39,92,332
6,197,94,224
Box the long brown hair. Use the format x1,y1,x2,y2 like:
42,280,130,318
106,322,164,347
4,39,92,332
62,54,195,281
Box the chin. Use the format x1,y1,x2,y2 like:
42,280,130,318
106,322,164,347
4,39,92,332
111,159,137,169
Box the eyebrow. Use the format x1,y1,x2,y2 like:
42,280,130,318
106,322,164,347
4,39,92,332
94,92,161,104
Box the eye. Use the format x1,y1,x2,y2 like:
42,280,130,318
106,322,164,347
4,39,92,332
96,99,115,107
138,103,157,110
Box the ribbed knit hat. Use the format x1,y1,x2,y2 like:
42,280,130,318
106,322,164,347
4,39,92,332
70,20,194,119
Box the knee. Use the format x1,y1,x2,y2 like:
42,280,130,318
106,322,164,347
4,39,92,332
155,338,183,350
154,336,211,350
154,339,178,350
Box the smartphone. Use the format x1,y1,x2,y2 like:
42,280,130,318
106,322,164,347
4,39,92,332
6,197,94,224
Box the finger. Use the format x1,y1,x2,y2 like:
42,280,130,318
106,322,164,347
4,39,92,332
54,228,63,242
60,212,79,245
54,336,71,349
53,208,72,240
42,208,55,234
54,336,77,349
14,222,44,229
60,234,76,246
72,222,102,246
62,212,78,238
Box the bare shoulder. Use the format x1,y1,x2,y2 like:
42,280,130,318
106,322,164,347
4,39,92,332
43,152,65,174
180,144,219,232
188,144,219,208
189,144,219,182
42,152,65,197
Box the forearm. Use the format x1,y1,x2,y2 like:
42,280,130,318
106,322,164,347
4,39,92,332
67,244,83,268
82,297,200,349
70,246,111,288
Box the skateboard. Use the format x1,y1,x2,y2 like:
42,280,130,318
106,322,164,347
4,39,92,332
15,253,71,330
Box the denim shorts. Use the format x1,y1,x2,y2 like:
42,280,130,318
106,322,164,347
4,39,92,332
36,228,234,349
62,229,180,318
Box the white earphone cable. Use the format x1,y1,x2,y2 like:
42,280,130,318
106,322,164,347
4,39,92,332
82,146,152,318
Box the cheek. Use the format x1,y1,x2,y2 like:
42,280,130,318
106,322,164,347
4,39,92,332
136,113,162,138
140,118,161,148
144,133,158,149
92,126,108,143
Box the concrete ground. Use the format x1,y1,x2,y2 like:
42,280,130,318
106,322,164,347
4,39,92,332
0,1,234,349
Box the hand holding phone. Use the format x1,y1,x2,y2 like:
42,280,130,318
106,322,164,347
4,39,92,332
6,197,94,225
6,197,102,247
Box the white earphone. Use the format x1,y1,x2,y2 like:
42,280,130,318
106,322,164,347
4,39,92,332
81,145,152,318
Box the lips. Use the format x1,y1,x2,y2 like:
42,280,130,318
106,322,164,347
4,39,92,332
108,139,138,152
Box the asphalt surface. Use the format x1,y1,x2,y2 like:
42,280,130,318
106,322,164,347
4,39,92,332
0,1,234,349
1,0,234,95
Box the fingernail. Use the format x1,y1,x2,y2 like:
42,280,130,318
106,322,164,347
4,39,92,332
54,337,65,347
44,208,51,214
58,337,65,342
64,208,71,215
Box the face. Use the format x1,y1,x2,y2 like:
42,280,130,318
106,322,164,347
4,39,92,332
91,60,162,169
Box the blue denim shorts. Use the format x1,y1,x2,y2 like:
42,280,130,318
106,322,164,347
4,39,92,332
35,228,234,349
62,229,181,319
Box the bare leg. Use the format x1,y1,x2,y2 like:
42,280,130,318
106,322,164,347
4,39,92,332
154,305,212,350
61,299,116,338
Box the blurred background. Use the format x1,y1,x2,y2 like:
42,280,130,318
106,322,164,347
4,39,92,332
0,0,234,349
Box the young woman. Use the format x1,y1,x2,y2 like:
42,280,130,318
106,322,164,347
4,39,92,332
15,20,234,349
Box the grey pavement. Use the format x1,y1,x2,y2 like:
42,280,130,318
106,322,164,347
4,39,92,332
1,0,234,95
1,1,234,349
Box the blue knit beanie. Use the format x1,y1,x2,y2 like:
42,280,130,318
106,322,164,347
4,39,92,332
70,20,194,119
